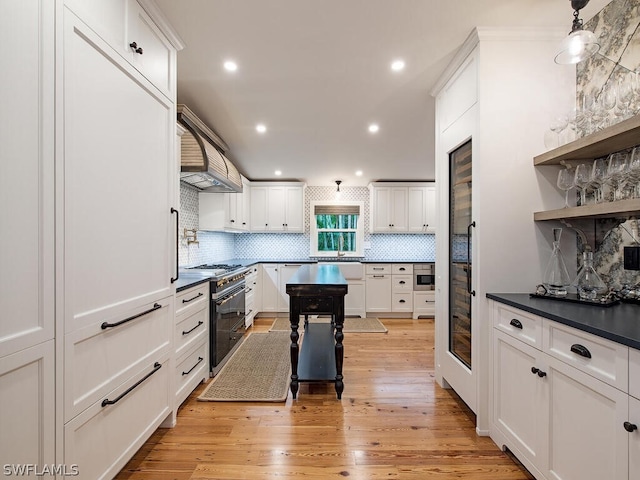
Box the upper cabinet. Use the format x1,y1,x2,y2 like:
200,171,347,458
250,183,305,233
63,0,181,99
370,182,436,234
199,177,251,232
533,115,640,222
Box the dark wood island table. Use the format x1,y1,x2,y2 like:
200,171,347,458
286,264,348,399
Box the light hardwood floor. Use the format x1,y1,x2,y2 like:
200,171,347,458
115,317,533,480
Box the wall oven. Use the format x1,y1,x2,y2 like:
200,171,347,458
413,263,435,291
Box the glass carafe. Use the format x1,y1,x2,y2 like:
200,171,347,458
543,228,571,296
574,250,607,300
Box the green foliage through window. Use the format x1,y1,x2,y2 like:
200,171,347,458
315,214,358,253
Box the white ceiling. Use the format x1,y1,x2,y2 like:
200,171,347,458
155,0,609,186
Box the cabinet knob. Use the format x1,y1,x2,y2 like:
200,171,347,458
129,41,143,54
399,280,406,284
399,299,406,303
230,219,235,223
531,367,539,375
537,370,547,378
624,421,638,432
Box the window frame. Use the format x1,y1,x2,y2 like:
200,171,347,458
310,201,365,257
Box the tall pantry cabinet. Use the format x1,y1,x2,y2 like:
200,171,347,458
1,1,183,478
0,0,56,471
431,28,575,433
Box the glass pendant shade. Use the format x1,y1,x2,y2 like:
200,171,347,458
555,29,600,64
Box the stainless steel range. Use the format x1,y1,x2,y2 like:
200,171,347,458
186,264,250,373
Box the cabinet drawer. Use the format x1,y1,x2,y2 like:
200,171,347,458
413,292,435,315
65,296,172,420
630,348,640,400
493,303,542,349
392,264,413,275
64,355,170,480
392,274,413,292
366,264,390,275
175,341,207,407
175,306,208,359
543,320,628,391
175,283,208,319
300,297,333,314
392,292,413,312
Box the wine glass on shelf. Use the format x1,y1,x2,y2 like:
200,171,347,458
606,152,629,202
616,76,633,120
591,158,607,204
574,164,591,206
627,146,640,198
557,168,574,208
550,115,568,146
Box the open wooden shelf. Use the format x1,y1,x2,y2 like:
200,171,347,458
534,114,640,166
533,198,640,221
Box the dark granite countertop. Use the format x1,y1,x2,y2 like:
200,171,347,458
487,293,640,350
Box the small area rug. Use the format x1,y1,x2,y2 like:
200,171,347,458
198,331,291,402
269,316,387,333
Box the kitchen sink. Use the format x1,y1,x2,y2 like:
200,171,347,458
320,261,364,280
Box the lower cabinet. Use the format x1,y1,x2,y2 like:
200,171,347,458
64,354,171,480
260,263,302,313
491,301,636,480
174,283,209,408
365,271,392,312
345,280,366,318
0,341,55,472
413,291,435,318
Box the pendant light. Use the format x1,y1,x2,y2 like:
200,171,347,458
555,0,600,65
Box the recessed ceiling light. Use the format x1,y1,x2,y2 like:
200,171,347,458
256,124,267,134
368,124,379,134
391,59,405,72
355,170,363,177
274,170,282,176
223,60,238,72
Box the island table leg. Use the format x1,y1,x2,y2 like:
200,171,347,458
289,298,300,399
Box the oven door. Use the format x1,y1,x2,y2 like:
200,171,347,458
213,284,246,368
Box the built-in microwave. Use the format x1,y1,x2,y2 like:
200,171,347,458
413,263,435,290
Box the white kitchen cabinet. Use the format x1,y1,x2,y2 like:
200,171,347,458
260,264,280,313
490,301,635,480
0,0,55,470
391,265,413,312
59,4,181,478
412,291,435,318
250,183,305,232
174,283,209,409
370,183,435,234
245,266,260,327
258,263,302,314
493,330,547,478
0,341,55,474
370,185,408,233
278,264,303,311
365,264,392,312
408,184,437,233
630,396,640,480
0,0,55,359
199,176,251,232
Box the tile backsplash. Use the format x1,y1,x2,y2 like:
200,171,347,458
179,183,435,265
575,0,640,288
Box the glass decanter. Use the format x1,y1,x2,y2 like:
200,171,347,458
543,228,571,296
574,250,607,301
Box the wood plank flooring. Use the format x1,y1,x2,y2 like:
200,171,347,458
115,318,533,480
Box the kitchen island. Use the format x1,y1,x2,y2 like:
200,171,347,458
286,264,348,399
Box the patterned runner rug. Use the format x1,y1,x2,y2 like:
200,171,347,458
269,316,387,333
198,331,291,402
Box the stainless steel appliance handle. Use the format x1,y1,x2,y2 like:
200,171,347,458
467,221,476,297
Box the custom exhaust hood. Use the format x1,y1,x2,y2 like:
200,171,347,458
177,104,243,193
